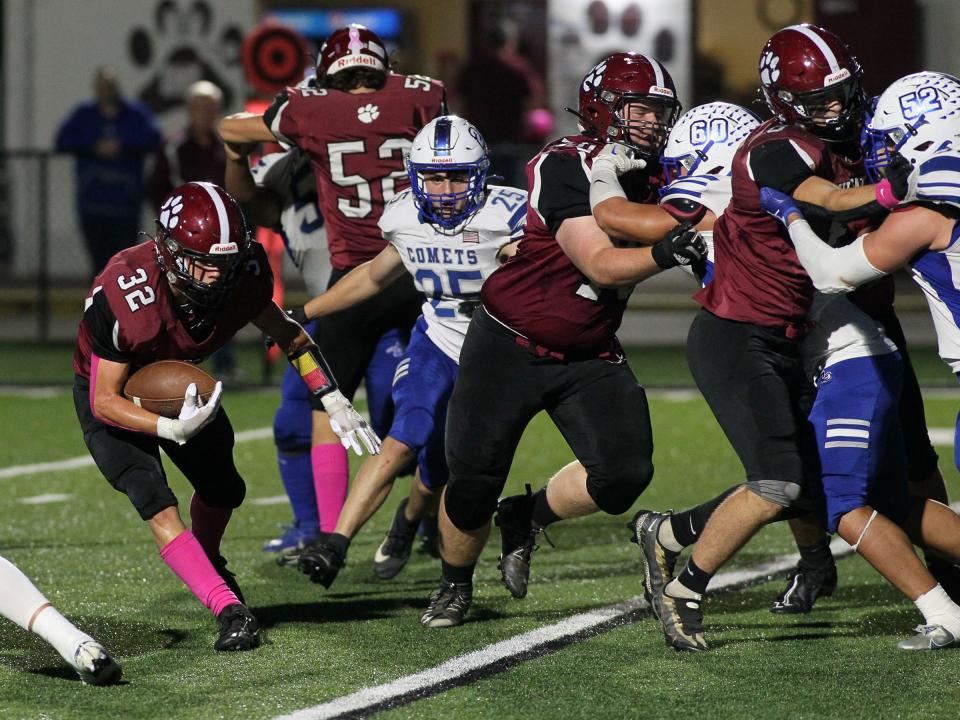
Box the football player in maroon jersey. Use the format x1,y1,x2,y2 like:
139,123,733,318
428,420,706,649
73,182,376,652
219,24,446,555
636,25,920,652
418,53,707,628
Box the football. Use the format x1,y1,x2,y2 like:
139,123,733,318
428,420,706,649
123,360,217,418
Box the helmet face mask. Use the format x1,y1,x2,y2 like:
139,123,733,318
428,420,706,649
759,24,866,143
406,116,490,231
154,183,251,310
578,52,681,161
661,101,761,183
863,71,960,181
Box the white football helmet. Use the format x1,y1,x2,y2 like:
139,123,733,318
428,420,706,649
406,115,490,230
661,102,760,183
864,71,960,181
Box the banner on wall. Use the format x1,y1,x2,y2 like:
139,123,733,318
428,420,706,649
547,0,692,137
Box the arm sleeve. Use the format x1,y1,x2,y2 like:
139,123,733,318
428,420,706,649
85,291,132,363
787,219,885,293
749,140,816,195
263,89,297,146
533,153,591,234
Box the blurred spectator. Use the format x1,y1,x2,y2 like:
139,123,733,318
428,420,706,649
456,22,548,187
148,80,238,382
148,81,227,210
55,66,162,276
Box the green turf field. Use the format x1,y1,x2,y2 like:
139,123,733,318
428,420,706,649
1,380,960,719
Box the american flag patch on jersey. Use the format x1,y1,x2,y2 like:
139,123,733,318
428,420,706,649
463,229,479,243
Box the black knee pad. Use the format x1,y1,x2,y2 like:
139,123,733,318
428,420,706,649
196,476,247,510
443,473,504,531
585,458,654,515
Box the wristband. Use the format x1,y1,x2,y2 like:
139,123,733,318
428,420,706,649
874,179,900,210
288,305,309,325
289,343,337,398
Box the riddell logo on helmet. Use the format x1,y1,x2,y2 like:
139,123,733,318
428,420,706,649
331,55,383,73
823,68,851,87
649,86,674,98
209,242,238,255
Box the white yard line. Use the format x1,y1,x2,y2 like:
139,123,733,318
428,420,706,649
272,536,859,720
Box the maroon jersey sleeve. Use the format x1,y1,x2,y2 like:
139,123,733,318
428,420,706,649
264,76,445,269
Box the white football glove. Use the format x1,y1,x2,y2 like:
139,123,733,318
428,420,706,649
321,389,382,456
590,143,646,211
156,381,223,445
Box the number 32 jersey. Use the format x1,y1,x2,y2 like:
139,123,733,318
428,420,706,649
265,74,445,270
379,186,526,362
73,242,273,379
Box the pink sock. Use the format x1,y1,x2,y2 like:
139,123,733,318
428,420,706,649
312,443,349,533
160,530,239,617
190,493,232,559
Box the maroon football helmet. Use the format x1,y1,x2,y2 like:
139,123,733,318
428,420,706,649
317,24,390,77
154,182,251,309
578,52,681,160
759,24,866,142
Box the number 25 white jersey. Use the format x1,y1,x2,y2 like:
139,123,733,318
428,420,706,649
379,185,526,361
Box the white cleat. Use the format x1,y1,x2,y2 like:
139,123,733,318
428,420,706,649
897,624,960,651
72,640,123,685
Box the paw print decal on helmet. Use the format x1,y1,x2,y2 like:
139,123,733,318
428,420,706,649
759,51,780,86
582,59,608,93
357,104,380,123
159,195,184,229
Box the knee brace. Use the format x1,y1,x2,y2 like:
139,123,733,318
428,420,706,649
443,473,504,532
585,458,654,515
745,478,803,508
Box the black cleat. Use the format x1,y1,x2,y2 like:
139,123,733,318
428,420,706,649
214,604,261,652
276,531,330,567
211,555,245,605
771,560,838,614
421,581,473,628
297,540,345,588
627,509,679,620
374,500,417,580
660,589,709,652
495,485,543,599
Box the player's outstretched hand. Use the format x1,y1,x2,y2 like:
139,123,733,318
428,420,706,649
593,143,647,176
157,381,223,445
320,390,382,456
760,187,803,226
651,223,707,269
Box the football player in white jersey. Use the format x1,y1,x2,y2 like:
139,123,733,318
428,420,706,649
760,70,960,649
283,116,524,588
0,555,121,684
226,138,406,561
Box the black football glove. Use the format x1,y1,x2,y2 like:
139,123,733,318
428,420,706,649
651,223,708,270
287,306,309,325
884,151,914,201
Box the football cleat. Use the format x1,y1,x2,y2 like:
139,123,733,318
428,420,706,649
297,540,345,588
72,640,122,686
495,485,544,599
627,509,679,620
421,580,473,628
374,500,418,580
897,624,960,650
770,560,837,614
659,589,709,652
275,531,330,567
214,604,261,652
418,514,441,558
210,554,246,605
263,521,321,554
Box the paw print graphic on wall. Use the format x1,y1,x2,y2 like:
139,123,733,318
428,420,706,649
357,104,380,124
128,0,244,114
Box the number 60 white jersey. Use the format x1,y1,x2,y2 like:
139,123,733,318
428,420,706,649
379,185,527,362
